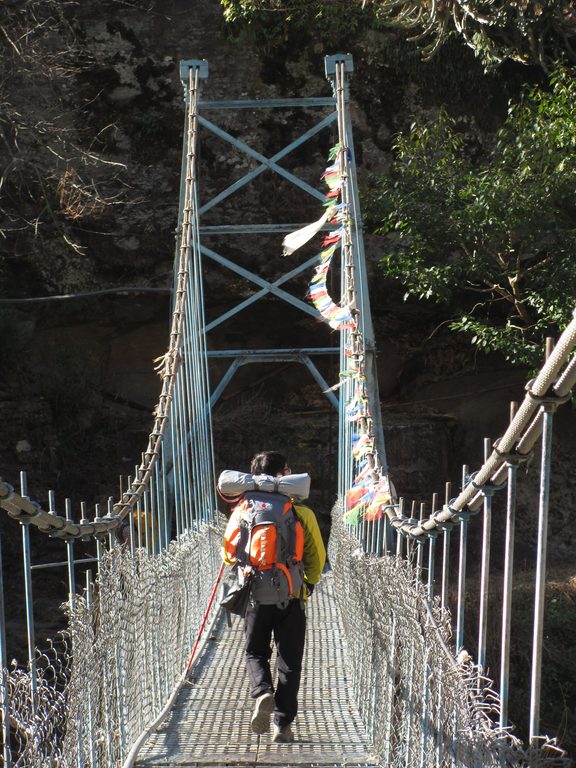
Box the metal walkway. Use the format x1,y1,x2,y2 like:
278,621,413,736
136,573,378,767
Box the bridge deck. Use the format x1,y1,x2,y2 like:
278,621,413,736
136,573,378,767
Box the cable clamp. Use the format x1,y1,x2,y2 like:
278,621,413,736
443,503,461,518
405,517,420,536
444,499,478,521
0,482,14,505
10,501,43,523
492,439,532,466
525,379,571,408
466,472,506,495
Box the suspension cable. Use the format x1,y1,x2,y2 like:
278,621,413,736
0,288,170,303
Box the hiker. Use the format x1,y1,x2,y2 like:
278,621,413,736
117,506,160,552
220,451,326,743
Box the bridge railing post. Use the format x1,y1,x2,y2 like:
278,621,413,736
0,527,10,768
85,569,97,767
455,465,470,651
19,471,37,715
529,401,556,744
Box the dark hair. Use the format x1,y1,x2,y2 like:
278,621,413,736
250,451,287,477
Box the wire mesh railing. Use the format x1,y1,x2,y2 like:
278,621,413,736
329,511,570,768
0,526,221,767
338,320,576,762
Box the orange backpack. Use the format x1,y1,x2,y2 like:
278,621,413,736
223,491,304,607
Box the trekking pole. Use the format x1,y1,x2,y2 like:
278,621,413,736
186,561,225,672
254,735,262,766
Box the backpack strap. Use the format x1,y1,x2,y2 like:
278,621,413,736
231,498,251,567
217,485,244,504
285,511,296,563
237,520,249,566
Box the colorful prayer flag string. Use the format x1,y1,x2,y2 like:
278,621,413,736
284,143,396,522
282,146,356,332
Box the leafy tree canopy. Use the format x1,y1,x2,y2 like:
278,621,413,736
220,0,576,71
220,0,376,52
368,69,576,368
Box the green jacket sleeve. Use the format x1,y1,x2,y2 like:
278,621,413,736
293,503,326,585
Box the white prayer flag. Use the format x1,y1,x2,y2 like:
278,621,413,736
282,209,330,256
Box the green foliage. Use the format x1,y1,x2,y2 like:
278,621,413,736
220,0,376,54
220,0,576,70
368,0,576,71
369,69,576,368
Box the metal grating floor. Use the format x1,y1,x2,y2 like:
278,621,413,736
136,573,379,767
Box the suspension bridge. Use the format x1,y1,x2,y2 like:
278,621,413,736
0,55,574,767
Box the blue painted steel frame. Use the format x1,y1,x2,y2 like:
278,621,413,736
208,349,340,409
180,55,386,483
197,113,333,213
201,245,321,329
180,58,342,412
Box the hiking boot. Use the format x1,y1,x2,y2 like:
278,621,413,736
272,723,295,743
251,692,275,734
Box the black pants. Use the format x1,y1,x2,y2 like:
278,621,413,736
244,599,306,728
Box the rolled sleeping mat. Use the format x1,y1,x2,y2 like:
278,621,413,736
218,470,311,501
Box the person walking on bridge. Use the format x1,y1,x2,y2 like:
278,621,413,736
221,450,326,744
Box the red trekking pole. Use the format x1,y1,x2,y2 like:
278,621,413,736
186,561,225,672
